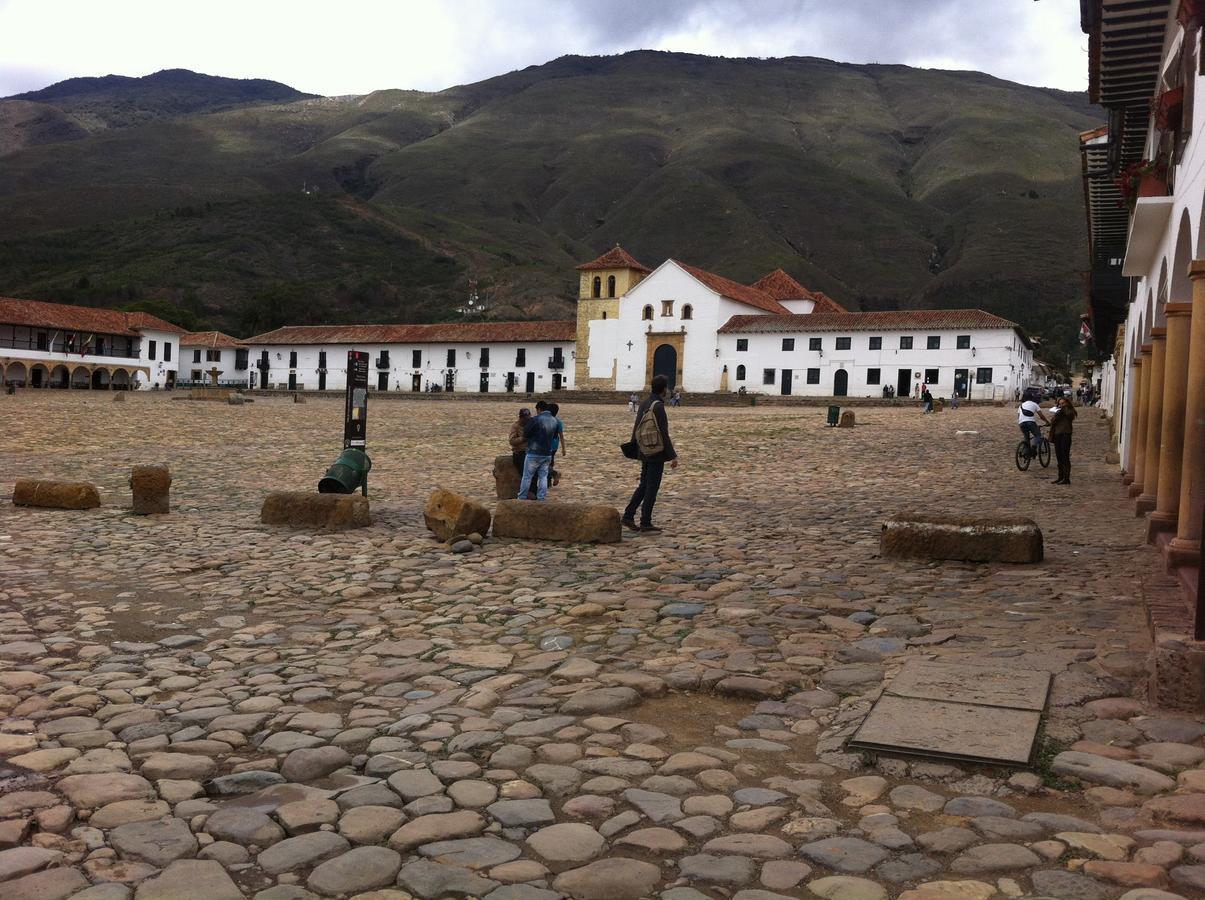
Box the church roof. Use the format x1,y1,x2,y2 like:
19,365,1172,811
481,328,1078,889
673,261,792,315
750,269,849,313
576,245,652,272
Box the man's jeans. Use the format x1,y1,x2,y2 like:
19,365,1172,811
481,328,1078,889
1020,421,1041,455
517,453,552,501
624,460,665,526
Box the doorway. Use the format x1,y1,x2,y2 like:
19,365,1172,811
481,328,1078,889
318,371,327,390
834,368,848,397
506,372,516,392
652,343,677,390
480,372,489,392
288,373,297,391
897,368,911,399
411,373,421,392
780,369,792,395
444,372,455,392
525,372,535,393
954,369,968,399
552,373,563,390
377,371,388,391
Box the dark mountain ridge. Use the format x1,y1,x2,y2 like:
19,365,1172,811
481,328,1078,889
0,52,1101,354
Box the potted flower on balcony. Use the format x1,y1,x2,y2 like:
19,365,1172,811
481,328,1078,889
1115,156,1169,209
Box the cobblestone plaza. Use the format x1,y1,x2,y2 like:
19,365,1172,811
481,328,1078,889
0,392,1201,899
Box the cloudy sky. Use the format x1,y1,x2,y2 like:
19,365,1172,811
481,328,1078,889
0,0,1088,98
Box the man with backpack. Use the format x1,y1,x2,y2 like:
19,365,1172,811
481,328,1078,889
622,374,678,533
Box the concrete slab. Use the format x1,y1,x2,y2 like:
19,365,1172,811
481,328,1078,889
849,696,1043,765
885,660,1051,711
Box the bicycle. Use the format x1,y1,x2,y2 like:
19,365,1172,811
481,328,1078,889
1015,428,1051,471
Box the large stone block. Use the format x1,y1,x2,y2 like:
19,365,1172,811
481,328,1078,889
838,410,855,428
493,500,621,544
12,479,101,510
493,455,521,500
881,514,1042,564
261,492,370,530
424,489,492,541
129,465,171,515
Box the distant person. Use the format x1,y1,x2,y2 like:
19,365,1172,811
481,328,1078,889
508,407,531,473
1048,395,1077,484
517,401,559,501
670,389,682,407
1017,389,1048,459
628,393,639,413
548,401,566,487
622,374,678,533
921,386,934,413
949,392,959,410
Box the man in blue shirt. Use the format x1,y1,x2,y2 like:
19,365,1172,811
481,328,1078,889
518,401,560,501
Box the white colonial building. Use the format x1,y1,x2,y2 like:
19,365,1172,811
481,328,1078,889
241,322,577,394
576,248,1032,398
178,331,250,387
0,297,182,390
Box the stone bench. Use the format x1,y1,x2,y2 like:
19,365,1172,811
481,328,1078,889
130,465,171,515
493,500,621,544
881,514,1043,564
425,488,492,541
12,479,101,510
261,492,370,530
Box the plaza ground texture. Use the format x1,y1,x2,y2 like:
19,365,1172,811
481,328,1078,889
0,392,1201,900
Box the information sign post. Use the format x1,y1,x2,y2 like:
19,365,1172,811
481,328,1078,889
344,351,369,451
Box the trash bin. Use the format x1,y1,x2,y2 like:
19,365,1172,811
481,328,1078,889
827,405,840,427
318,448,372,496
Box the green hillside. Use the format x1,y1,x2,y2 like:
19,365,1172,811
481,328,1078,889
0,52,1100,355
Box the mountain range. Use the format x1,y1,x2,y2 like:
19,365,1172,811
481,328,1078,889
0,54,1100,355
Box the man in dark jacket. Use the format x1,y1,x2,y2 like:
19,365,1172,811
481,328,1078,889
623,374,678,533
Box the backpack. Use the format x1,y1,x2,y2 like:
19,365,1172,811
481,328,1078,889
635,400,665,457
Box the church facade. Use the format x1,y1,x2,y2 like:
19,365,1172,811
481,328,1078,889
576,247,1034,399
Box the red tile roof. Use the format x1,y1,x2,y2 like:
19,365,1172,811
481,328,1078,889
245,321,577,345
0,297,185,335
809,291,848,314
719,309,1027,338
576,245,652,272
749,269,849,313
179,330,245,349
673,261,792,315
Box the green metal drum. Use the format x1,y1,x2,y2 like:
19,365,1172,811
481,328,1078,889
318,448,372,496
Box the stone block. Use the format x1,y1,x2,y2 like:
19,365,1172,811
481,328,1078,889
424,489,492,541
493,454,521,500
838,410,855,428
261,492,370,530
293,394,305,404
12,479,101,510
228,394,245,406
129,465,171,515
113,392,126,402
493,500,621,544
881,514,1042,564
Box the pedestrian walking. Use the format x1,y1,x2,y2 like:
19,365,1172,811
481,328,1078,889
1049,394,1077,484
628,393,638,413
517,401,560,501
621,374,678,533
921,386,933,413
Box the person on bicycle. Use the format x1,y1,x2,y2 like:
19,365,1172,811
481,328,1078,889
1017,389,1049,458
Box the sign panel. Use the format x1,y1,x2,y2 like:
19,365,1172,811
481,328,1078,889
344,350,369,449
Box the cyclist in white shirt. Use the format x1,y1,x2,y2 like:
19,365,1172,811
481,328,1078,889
1017,390,1049,458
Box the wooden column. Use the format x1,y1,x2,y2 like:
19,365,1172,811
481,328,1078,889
1150,303,1193,538
1123,356,1145,483
1170,261,1205,565
1128,347,1153,496
1137,329,1167,515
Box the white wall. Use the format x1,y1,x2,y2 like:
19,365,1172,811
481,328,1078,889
718,327,1031,398
135,329,180,389
180,345,251,387
243,340,576,393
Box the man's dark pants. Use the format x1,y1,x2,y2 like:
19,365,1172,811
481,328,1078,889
1053,434,1072,481
624,460,665,526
